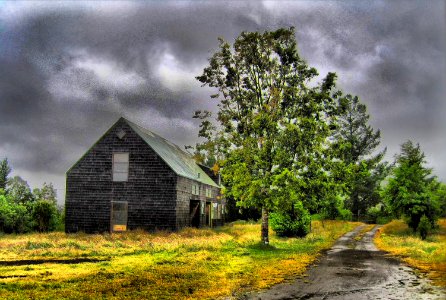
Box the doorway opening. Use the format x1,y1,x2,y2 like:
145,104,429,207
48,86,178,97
111,201,128,232
190,200,200,227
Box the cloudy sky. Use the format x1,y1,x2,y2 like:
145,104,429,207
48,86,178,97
0,1,445,203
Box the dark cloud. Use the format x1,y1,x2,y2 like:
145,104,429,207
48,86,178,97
0,1,445,201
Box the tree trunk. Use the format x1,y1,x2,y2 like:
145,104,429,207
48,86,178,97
261,207,269,245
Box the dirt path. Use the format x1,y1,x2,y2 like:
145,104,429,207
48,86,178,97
245,225,445,300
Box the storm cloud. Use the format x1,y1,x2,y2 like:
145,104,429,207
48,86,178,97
0,1,445,202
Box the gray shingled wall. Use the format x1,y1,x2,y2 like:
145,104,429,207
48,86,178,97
65,119,178,233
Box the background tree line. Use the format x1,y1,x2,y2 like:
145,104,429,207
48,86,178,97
0,158,63,233
193,27,446,242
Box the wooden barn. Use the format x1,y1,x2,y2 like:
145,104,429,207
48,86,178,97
65,117,224,233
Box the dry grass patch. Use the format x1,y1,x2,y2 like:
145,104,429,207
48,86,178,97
0,220,359,299
375,219,446,287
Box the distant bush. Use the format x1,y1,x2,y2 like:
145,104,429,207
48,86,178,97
31,200,59,232
366,203,392,224
0,193,32,233
417,214,431,240
319,195,352,221
270,202,311,237
337,208,352,221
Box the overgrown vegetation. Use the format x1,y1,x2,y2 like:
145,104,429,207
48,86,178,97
375,219,446,287
0,220,358,299
382,141,442,237
0,158,62,234
192,27,386,241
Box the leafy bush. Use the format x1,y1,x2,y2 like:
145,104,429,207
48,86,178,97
337,208,352,221
0,193,32,233
31,200,59,232
417,214,431,240
366,203,392,224
270,202,311,237
319,195,352,221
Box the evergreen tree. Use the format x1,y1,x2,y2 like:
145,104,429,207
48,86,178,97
0,158,11,190
383,140,440,231
331,94,388,219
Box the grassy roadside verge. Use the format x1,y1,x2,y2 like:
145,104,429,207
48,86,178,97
0,220,358,299
375,219,446,287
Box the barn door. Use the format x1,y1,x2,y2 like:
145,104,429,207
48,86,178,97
111,201,128,232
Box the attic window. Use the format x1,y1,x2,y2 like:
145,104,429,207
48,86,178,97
113,153,129,181
116,129,126,140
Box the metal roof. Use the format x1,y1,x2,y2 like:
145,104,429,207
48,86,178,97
125,118,219,187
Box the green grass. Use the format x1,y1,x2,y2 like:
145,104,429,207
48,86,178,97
375,219,446,287
0,220,359,299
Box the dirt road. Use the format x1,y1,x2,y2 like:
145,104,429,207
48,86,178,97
245,225,445,300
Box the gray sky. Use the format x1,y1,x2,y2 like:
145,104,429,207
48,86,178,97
0,1,445,203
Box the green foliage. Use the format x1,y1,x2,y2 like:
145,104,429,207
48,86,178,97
270,202,311,237
331,94,388,220
31,200,59,232
417,214,431,240
0,193,32,233
366,203,392,224
224,196,261,222
195,27,340,243
383,141,440,231
33,182,57,204
0,157,11,190
0,180,62,233
431,182,446,217
6,176,34,204
319,195,352,221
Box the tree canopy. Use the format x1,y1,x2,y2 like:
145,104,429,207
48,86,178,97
195,27,339,243
383,140,440,233
0,158,11,190
331,94,388,219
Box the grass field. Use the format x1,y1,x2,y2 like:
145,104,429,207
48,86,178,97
0,220,358,299
375,219,446,287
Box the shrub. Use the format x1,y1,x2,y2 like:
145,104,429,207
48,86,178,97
366,203,391,224
320,195,352,221
417,214,431,240
337,208,352,221
0,194,32,233
270,202,311,237
31,200,58,232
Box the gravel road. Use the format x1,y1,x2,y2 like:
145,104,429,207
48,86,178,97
244,225,445,300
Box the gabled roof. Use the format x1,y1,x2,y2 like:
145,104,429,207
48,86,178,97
124,118,219,188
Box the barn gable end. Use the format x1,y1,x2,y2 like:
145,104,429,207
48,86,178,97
65,117,223,233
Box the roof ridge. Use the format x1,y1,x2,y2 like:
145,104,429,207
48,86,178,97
122,117,219,187
123,117,190,154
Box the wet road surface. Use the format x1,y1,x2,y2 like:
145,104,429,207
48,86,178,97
245,225,445,300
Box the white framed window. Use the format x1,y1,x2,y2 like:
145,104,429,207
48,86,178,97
206,188,212,198
113,153,129,182
192,183,200,195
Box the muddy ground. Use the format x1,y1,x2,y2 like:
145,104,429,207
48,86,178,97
244,225,445,300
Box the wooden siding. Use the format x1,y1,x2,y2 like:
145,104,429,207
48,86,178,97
176,176,222,228
65,119,178,233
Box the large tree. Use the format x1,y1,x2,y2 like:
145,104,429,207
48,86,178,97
0,158,11,190
195,28,338,244
331,94,388,219
6,176,34,204
33,182,57,204
383,140,440,231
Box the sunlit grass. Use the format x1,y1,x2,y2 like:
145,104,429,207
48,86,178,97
375,219,446,287
0,220,359,299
